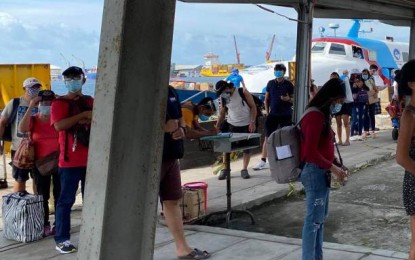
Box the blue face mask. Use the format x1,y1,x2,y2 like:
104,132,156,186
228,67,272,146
331,103,343,114
199,114,210,121
362,74,369,80
274,70,284,78
65,80,83,93
38,105,51,116
221,93,231,100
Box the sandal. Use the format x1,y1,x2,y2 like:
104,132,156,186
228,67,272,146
342,141,350,146
178,248,211,259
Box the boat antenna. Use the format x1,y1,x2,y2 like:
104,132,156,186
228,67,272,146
265,34,275,62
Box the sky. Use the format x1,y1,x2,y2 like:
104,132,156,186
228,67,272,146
0,0,410,68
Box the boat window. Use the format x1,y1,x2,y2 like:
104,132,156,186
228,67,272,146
311,42,326,53
352,46,364,59
403,52,409,62
329,43,346,55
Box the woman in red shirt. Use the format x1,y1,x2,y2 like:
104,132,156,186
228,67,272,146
19,90,60,237
300,78,348,260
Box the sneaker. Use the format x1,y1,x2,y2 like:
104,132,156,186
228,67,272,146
357,135,363,141
350,136,357,141
218,170,227,180
241,169,250,179
253,160,269,170
56,240,77,254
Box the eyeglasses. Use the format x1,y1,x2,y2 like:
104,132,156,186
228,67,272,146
64,75,83,81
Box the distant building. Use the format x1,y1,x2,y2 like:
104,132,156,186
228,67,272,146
171,64,203,77
50,65,62,80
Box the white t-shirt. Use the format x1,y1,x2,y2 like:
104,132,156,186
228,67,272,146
226,89,251,127
1,97,38,150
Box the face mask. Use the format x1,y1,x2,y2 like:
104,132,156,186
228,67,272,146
199,114,210,121
65,80,83,93
331,103,343,114
221,93,231,100
274,71,284,78
38,105,51,116
362,74,369,80
26,87,40,97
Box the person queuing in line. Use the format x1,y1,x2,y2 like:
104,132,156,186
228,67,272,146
162,85,211,259
181,97,219,139
300,78,348,260
51,66,93,254
350,75,369,141
395,59,415,260
19,90,60,237
330,71,340,79
215,80,257,179
0,77,41,192
253,63,294,171
334,69,354,146
392,69,401,101
362,68,378,139
225,68,246,89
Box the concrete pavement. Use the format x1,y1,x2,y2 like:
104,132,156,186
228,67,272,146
0,127,409,259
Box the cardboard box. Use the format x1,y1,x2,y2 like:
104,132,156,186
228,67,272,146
179,187,205,222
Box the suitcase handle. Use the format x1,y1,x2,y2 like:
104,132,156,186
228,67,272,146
6,191,29,204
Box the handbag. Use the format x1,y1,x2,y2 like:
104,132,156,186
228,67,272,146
13,135,35,169
35,151,59,176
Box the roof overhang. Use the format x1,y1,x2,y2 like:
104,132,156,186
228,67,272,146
180,0,415,27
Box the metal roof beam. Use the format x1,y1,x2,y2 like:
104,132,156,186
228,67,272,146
179,0,299,5
316,0,414,19
314,8,409,22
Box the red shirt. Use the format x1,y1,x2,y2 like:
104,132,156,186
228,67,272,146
300,111,334,170
30,115,59,158
50,97,94,168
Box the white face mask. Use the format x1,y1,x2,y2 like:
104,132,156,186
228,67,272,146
38,105,51,116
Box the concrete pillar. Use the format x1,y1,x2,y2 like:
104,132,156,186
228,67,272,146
77,0,176,259
293,0,314,122
409,19,415,60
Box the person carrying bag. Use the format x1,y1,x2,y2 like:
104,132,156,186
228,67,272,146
18,90,60,237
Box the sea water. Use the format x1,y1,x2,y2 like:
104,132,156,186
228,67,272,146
51,76,224,97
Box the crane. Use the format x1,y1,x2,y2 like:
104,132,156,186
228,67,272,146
60,53,70,68
234,35,241,64
265,35,275,62
72,54,85,71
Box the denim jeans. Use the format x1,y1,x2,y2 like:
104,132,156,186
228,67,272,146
364,103,376,132
301,163,330,260
355,103,366,135
350,103,358,136
54,167,86,243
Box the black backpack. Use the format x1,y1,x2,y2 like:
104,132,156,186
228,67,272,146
237,88,264,118
1,98,20,142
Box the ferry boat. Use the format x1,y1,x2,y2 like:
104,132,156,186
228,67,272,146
200,53,245,77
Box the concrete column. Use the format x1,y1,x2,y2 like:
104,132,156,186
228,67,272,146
77,0,176,259
409,19,415,60
293,0,314,122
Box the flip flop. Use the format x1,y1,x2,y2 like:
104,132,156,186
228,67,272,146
178,248,211,259
342,141,350,146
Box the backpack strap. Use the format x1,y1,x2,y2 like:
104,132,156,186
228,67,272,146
7,98,20,125
238,88,247,106
295,107,322,127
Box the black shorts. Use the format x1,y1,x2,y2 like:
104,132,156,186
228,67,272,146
228,124,251,154
265,114,292,137
160,159,182,201
11,150,33,182
334,103,353,116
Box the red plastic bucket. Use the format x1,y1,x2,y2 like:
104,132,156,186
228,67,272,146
183,181,208,211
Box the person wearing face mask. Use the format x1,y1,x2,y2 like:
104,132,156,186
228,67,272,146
362,68,378,139
225,68,246,89
19,90,60,237
300,78,347,260
215,80,257,180
350,75,369,141
181,97,218,139
253,63,294,171
333,70,354,146
50,66,93,254
0,77,41,192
